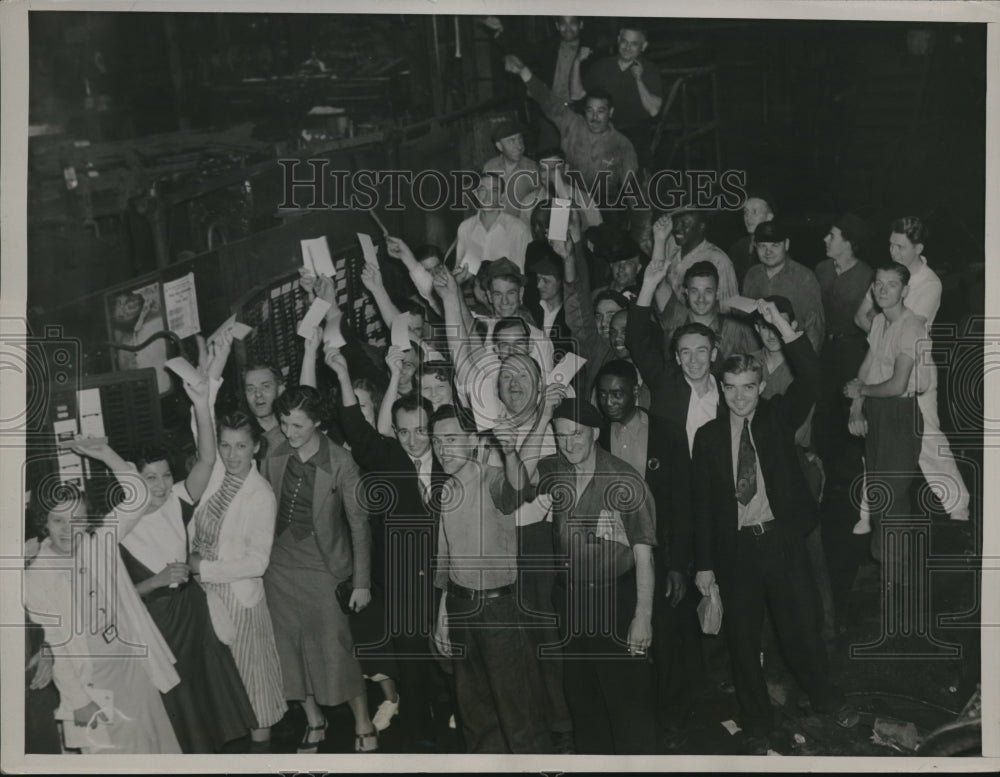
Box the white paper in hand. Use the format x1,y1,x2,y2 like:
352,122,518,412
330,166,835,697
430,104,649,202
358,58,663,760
301,236,336,277
459,251,483,276
725,295,759,315
547,352,586,388
391,314,414,351
297,298,332,338
164,357,205,387
547,197,572,242
357,233,379,268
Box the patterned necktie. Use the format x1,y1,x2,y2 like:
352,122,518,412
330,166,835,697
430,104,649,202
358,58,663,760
735,419,757,506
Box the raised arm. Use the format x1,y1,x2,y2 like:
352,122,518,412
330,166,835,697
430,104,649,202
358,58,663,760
299,324,323,388
569,45,590,101
758,299,819,431
627,255,672,390
386,235,442,315
854,283,877,334
361,262,402,329
506,56,577,136
180,377,216,502
630,60,663,117
376,346,405,437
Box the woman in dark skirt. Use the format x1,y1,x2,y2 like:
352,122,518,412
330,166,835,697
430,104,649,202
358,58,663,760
76,377,257,753
262,385,379,753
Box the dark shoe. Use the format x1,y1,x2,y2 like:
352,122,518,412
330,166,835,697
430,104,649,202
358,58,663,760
297,719,327,754
552,730,576,754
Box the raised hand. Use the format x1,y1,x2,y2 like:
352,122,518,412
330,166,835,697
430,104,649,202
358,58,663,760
360,263,384,293
298,266,318,297
205,329,234,380
385,345,405,375
433,266,460,300
642,256,670,289
492,418,519,456
652,213,673,242
541,382,568,418
303,324,323,353
69,437,116,462
630,60,644,80
577,45,592,62
181,377,210,407
504,54,525,74
312,274,336,306
385,236,414,263
324,348,349,377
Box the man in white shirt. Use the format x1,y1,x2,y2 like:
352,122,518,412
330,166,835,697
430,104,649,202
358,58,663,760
456,173,532,274
853,217,967,522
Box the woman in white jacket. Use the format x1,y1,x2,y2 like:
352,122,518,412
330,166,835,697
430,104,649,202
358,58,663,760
24,481,181,754
188,334,287,753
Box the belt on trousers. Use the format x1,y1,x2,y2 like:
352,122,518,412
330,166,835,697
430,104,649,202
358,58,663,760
739,520,778,537
446,581,515,601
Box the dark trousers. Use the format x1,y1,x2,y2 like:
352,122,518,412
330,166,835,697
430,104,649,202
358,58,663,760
554,574,658,754
446,592,553,753
716,530,837,736
652,579,704,721
865,396,923,565
518,523,573,735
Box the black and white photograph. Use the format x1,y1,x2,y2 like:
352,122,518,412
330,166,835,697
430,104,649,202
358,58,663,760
1,0,996,770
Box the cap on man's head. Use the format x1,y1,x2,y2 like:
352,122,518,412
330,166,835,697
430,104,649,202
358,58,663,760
491,119,526,145
833,213,869,252
485,256,524,282
754,220,790,243
525,240,563,279
752,294,796,325
552,397,604,429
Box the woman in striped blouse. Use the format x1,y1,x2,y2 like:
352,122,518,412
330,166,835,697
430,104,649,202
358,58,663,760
188,334,287,753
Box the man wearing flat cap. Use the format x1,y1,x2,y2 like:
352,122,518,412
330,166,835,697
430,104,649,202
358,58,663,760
533,397,659,753
483,119,542,226
742,220,826,352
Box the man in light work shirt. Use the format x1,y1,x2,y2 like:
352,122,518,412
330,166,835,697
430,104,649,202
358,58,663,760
505,55,639,201
662,209,739,303
581,21,664,169
456,173,531,274
742,220,825,351
851,216,967,522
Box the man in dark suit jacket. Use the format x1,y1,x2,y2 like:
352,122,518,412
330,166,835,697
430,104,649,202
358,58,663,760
594,359,703,727
692,300,842,744
326,351,451,748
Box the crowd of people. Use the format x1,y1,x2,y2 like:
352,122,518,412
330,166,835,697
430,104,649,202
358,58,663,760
22,15,970,757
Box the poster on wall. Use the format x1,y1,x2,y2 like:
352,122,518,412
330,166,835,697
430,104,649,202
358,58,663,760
104,279,172,395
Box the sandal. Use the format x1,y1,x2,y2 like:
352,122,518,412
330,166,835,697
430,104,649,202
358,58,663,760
297,719,328,754
355,728,379,752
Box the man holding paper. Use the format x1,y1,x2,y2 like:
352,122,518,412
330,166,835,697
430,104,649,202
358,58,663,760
456,173,531,275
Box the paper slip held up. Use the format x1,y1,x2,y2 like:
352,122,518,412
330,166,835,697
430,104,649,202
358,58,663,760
725,295,759,315
391,314,415,351
548,352,586,387
547,197,572,242
721,719,742,736
357,233,380,268
208,314,253,345
297,298,332,338
301,236,337,277
164,357,205,387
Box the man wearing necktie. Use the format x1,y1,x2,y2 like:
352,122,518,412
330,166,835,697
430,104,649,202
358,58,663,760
691,300,843,748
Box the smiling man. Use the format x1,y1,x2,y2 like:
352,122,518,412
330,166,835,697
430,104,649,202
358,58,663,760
692,300,843,749
506,55,638,201
483,120,542,225
742,220,825,351
658,261,759,376
662,210,739,302
242,363,287,453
